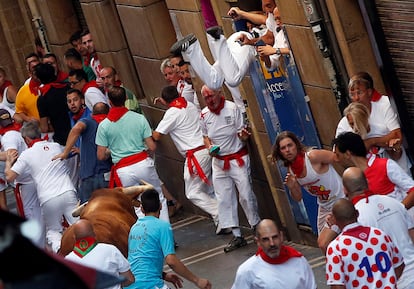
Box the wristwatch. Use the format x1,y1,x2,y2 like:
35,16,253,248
276,48,282,55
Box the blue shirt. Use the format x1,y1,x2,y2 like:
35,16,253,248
127,216,175,289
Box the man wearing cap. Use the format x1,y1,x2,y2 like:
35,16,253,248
0,109,46,247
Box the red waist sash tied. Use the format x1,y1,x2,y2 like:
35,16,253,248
109,151,148,188
215,147,248,170
186,145,210,184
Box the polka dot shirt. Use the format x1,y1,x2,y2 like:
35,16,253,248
326,222,403,289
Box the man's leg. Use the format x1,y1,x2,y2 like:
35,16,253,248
231,156,261,229
170,34,224,90
184,150,218,220
207,29,255,87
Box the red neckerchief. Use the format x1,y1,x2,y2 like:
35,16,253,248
0,122,22,136
81,80,99,95
29,78,41,95
28,138,46,148
107,107,129,122
371,89,382,102
39,82,68,96
92,114,107,124
169,97,187,109
256,245,302,264
72,107,86,122
209,96,225,115
0,80,12,97
351,189,373,205
56,70,68,82
290,151,305,176
83,54,91,66
73,236,98,258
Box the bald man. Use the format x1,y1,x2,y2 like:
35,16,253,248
65,219,134,289
326,198,404,289
342,167,414,289
231,219,316,289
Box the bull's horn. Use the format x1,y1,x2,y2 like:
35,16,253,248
122,180,154,195
72,201,88,217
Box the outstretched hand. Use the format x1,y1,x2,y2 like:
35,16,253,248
196,278,211,289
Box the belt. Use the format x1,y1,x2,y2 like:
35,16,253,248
186,145,210,184
215,147,248,170
109,151,148,188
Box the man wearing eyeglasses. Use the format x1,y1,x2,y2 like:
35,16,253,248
68,69,108,112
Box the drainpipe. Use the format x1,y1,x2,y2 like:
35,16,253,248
300,0,349,112
27,0,50,53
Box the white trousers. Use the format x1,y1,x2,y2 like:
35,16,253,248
42,190,79,252
20,182,46,248
117,157,169,223
183,31,255,112
184,149,218,221
212,154,260,229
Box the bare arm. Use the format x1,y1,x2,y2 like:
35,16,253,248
227,7,267,25
395,262,405,280
165,254,211,289
5,85,17,103
408,228,414,244
402,188,414,210
119,269,135,287
152,131,163,142
5,150,19,183
39,116,51,133
13,112,39,124
364,128,402,150
97,145,110,161
144,136,156,152
330,285,345,289
308,149,336,165
284,172,303,202
53,121,86,160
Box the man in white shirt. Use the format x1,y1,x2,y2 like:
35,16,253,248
5,121,79,252
231,219,316,289
65,219,134,289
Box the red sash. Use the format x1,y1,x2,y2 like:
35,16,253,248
109,151,148,188
215,147,248,170
186,145,210,184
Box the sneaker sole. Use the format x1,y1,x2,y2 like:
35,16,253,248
170,33,196,54
223,240,247,253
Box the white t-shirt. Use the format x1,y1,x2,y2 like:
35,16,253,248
355,194,414,268
11,140,75,205
65,243,130,289
155,101,204,157
336,96,400,137
232,253,316,289
85,87,108,111
200,100,244,155
177,80,201,111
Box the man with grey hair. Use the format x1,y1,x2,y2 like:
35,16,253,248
5,121,79,252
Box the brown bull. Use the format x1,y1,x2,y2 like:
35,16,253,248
59,183,152,258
